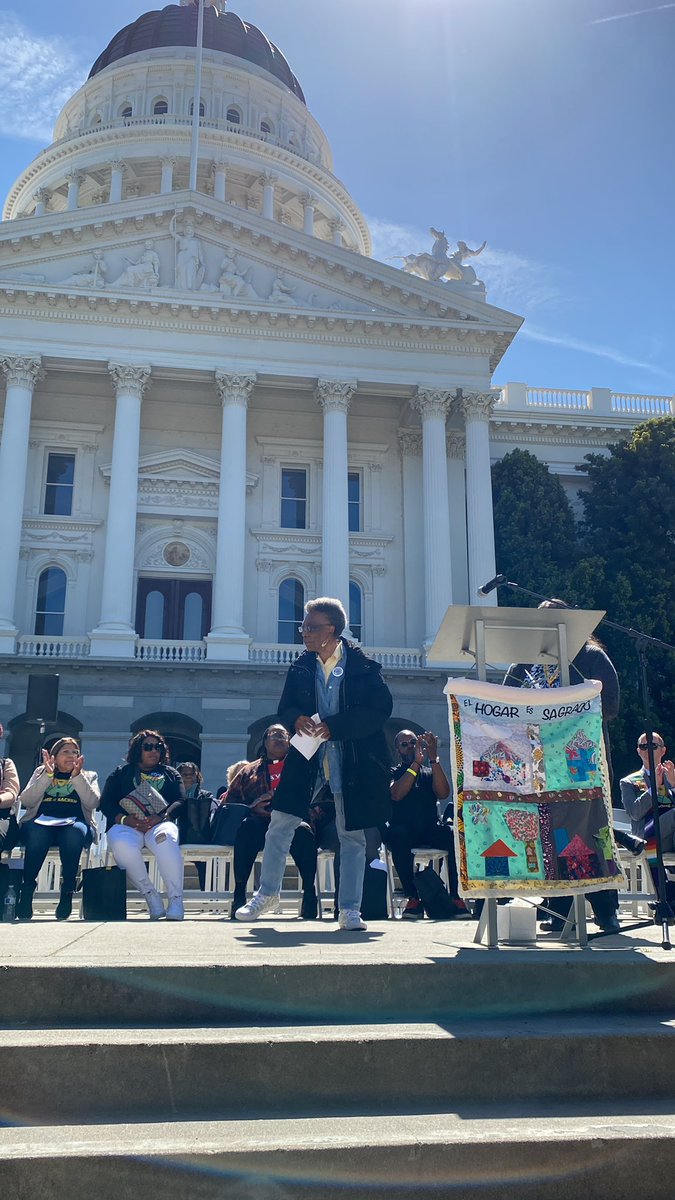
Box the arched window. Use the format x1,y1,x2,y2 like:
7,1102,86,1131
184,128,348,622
143,590,165,640
183,591,204,641
349,581,363,643
278,578,304,644
260,119,274,135
120,104,132,120
226,106,242,126
35,567,67,636
189,100,206,117
153,98,169,116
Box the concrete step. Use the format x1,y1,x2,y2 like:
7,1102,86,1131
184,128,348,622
4,1015,675,1124
2,1108,675,1199
4,951,675,1025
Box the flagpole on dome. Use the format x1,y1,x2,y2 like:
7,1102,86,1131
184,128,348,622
185,0,206,192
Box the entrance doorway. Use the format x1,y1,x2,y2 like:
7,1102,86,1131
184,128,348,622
135,578,212,640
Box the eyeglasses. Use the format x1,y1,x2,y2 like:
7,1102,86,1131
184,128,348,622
142,741,163,752
298,623,332,634
638,741,663,751
397,739,417,747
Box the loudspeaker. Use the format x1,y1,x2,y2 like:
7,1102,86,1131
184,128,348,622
26,674,59,723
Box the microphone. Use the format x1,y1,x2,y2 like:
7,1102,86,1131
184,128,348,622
477,573,507,596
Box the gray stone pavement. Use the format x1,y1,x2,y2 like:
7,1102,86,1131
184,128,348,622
0,906,670,969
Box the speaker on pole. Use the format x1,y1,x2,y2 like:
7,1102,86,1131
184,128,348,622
26,674,60,724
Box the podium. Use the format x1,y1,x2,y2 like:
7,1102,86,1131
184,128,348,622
428,604,607,948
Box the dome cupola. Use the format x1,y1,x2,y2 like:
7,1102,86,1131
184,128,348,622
89,2,306,104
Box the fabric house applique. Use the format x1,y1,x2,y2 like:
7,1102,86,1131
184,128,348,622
478,740,527,788
564,729,598,785
481,839,517,878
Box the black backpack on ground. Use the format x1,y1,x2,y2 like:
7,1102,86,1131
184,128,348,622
414,863,459,920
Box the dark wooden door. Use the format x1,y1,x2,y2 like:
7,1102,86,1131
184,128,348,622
135,578,212,639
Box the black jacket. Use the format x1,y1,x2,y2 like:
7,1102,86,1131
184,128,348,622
274,639,393,830
100,763,185,830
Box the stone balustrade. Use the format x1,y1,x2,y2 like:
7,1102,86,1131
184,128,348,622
497,383,674,418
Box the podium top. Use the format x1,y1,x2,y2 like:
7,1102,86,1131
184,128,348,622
427,604,606,667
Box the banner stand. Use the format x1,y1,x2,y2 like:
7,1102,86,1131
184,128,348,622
428,604,606,951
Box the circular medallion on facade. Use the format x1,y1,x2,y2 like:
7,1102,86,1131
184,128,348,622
163,541,191,567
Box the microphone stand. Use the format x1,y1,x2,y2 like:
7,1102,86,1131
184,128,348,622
495,576,675,949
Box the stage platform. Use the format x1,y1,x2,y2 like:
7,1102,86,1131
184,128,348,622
2,913,675,1198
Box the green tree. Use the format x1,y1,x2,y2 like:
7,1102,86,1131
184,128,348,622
576,416,675,779
491,448,580,604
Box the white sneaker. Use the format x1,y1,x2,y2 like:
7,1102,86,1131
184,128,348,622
144,889,165,920
235,890,280,922
338,909,367,931
166,896,184,921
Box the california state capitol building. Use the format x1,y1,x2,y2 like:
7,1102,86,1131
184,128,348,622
0,0,671,787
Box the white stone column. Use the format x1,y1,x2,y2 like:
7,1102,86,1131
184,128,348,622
316,379,355,621
329,218,344,247
411,388,454,647
0,356,44,651
109,161,124,204
33,188,50,217
212,161,227,203
89,364,151,658
461,392,498,605
261,174,276,221
206,372,256,661
160,156,176,194
301,193,316,236
66,170,83,211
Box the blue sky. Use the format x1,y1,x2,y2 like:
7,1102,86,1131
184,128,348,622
0,0,673,396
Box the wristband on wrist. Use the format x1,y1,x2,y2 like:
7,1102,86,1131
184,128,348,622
406,766,419,777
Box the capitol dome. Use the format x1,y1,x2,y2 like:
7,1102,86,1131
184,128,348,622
89,2,306,103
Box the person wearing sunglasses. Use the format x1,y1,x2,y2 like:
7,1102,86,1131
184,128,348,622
236,596,393,931
621,733,675,897
100,730,186,919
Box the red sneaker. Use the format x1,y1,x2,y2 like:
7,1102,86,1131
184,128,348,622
401,898,425,920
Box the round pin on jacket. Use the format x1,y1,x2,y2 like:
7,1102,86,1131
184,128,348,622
332,666,344,678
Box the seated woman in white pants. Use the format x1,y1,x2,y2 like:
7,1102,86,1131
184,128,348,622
100,730,186,920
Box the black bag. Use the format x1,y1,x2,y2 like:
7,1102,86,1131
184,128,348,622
81,866,127,921
414,863,459,920
209,802,249,846
360,862,389,920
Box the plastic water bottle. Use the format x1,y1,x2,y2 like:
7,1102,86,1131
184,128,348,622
3,884,16,923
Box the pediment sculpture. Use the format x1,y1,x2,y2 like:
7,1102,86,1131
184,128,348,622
399,228,487,285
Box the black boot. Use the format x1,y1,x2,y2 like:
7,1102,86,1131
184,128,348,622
16,882,35,921
55,890,73,921
230,885,246,920
301,887,318,920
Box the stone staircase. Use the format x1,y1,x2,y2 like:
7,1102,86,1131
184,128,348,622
2,925,675,1198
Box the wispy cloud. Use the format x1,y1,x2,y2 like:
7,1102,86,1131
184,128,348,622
0,13,90,141
366,214,672,382
366,214,562,316
520,324,673,381
589,3,675,24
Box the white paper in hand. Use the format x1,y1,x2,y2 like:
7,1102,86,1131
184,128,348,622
290,714,324,760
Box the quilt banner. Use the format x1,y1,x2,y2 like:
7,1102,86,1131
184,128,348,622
445,677,625,900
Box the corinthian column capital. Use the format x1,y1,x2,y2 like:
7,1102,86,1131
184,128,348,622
446,433,466,459
315,379,356,414
411,388,453,420
461,391,497,420
108,362,151,399
0,355,44,389
215,371,256,407
398,428,422,457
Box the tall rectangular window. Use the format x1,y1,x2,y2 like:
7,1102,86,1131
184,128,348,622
280,467,307,529
348,471,361,532
44,453,75,516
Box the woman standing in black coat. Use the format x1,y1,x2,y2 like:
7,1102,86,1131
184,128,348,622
236,596,393,931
